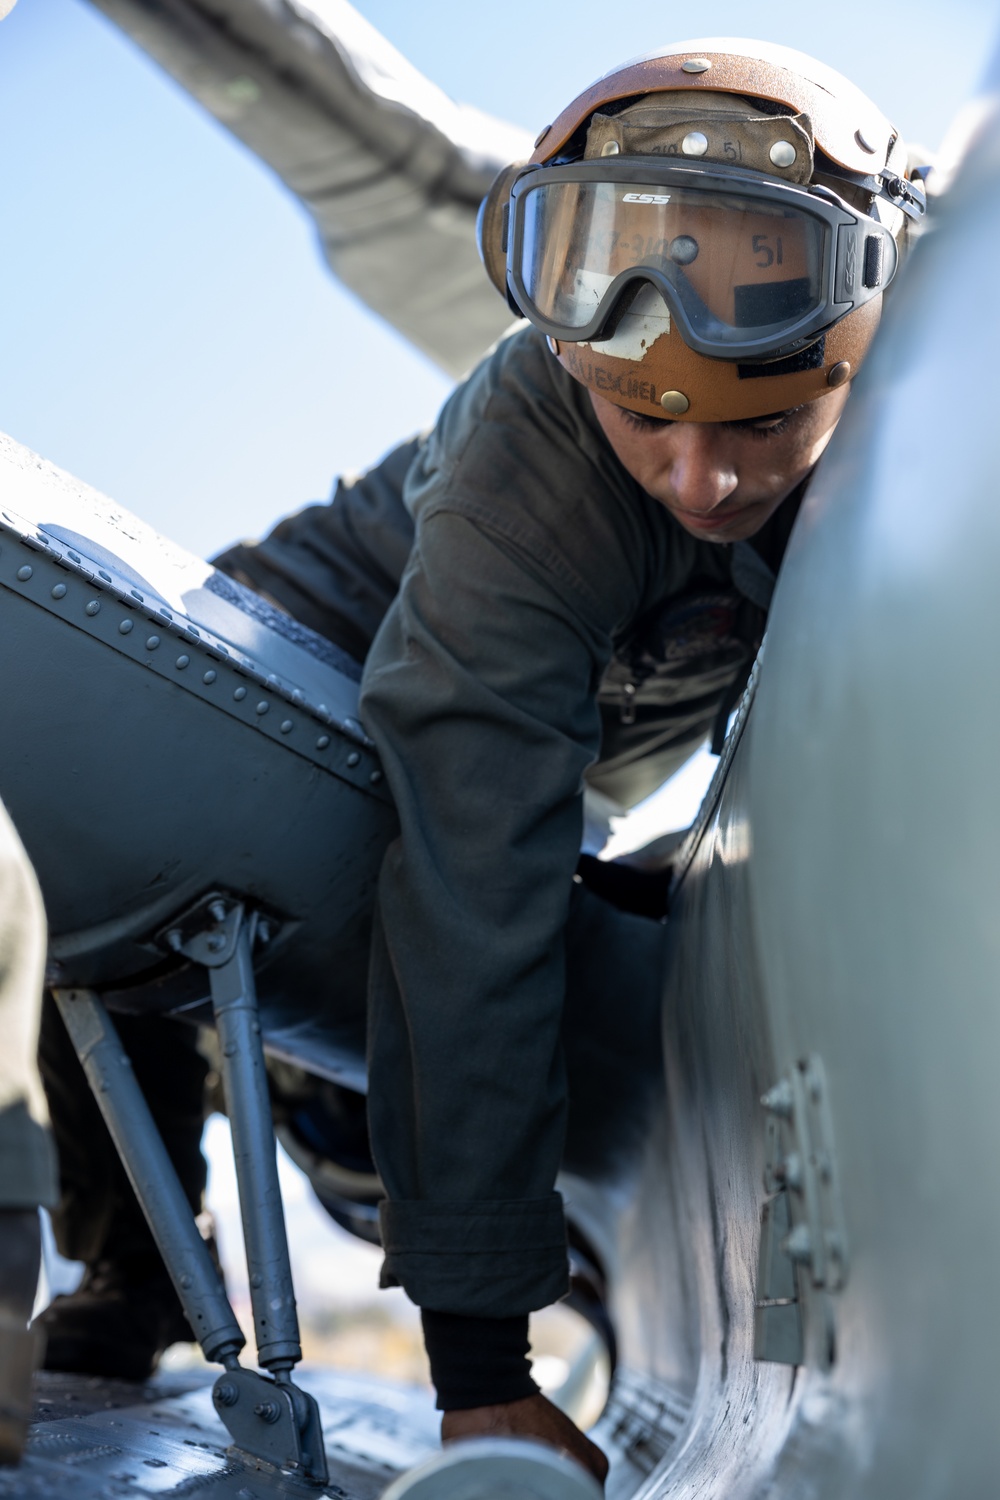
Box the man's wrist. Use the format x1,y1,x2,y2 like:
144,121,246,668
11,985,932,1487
420,1309,540,1411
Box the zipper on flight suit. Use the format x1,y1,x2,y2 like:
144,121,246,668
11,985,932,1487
620,681,637,725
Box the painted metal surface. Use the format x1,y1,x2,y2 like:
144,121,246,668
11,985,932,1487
381,1437,604,1499
2,1368,441,1498
85,0,528,375
0,434,397,1089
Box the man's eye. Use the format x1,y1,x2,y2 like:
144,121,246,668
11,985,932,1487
749,418,791,439
621,409,673,432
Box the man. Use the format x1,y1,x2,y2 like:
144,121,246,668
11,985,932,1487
37,40,922,1486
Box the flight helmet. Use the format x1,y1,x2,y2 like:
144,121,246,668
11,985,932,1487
478,40,924,421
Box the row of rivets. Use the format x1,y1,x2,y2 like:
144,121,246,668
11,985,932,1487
8,551,362,765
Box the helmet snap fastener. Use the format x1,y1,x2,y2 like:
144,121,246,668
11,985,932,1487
660,391,690,415
681,131,709,157
681,57,712,73
600,139,621,157
827,361,852,387
769,140,797,168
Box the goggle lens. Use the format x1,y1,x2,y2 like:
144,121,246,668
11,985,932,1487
518,180,828,346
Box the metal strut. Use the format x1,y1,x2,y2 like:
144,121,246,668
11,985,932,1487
53,892,329,1487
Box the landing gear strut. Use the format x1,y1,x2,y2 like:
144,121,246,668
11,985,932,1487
53,892,328,1486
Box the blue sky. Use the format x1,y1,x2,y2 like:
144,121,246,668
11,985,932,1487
1,0,996,558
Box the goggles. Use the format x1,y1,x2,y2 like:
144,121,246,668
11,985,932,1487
506,160,899,363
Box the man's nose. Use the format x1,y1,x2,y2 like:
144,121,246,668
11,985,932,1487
668,427,739,513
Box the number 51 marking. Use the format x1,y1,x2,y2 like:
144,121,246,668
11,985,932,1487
752,234,784,268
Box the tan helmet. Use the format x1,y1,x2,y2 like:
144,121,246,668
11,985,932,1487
478,39,924,422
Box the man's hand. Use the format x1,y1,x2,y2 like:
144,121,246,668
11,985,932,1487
441,1393,609,1489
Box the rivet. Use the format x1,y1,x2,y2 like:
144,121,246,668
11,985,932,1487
250,1273,263,1290
51,583,67,600
206,933,226,953
370,769,383,785
280,719,293,734
209,900,227,924
600,139,620,157
130,589,144,602
827,360,852,387
291,689,305,706
145,634,160,650
681,56,712,73
346,752,361,768
316,735,331,750
179,1273,193,1289
166,929,183,952
85,600,101,616
769,140,797,169
203,669,217,684
16,564,32,581
256,700,269,715
668,235,699,265
67,549,81,564
534,124,551,149
660,390,690,415
761,1079,795,1118
266,674,280,689
214,1382,239,1408
317,704,332,724
98,570,112,583
176,654,190,669
783,1224,814,1264
233,686,247,701
681,131,709,157
118,619,134,635
855,128,876,154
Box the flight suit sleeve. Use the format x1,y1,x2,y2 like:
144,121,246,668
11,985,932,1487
360,503,618,1318
0,799,57,1210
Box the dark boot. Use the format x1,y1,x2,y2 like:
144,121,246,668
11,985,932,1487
0,1208,42,1463
36,1000,211,1379
36,1250,195,1382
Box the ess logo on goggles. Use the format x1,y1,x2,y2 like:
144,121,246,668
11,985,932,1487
506,159,900,364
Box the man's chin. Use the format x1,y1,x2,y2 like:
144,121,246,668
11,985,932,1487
669,505,772,543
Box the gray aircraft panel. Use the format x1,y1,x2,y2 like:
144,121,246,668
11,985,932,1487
2,1367,440,1498
0,433,398,1089
86,0,530,375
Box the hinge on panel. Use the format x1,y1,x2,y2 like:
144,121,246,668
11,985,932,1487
753,1055,847,1366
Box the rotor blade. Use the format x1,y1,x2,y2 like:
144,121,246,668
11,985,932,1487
88,0,530,373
